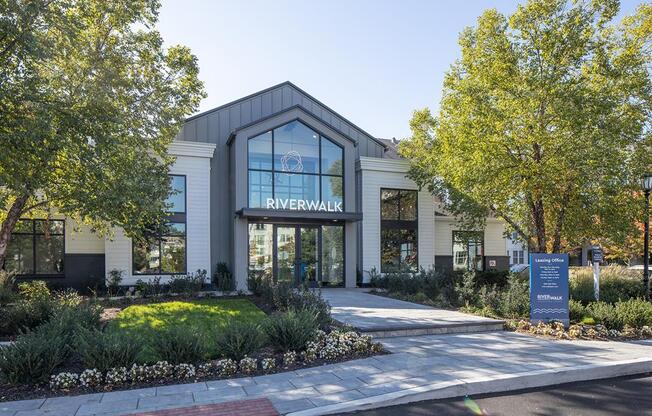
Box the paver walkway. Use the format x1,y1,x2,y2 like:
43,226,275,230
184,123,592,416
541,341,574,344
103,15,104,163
2,332,651,416
320,289,503,335
130,398,277,416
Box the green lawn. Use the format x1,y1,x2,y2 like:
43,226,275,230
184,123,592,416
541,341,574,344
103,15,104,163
107,298,267,361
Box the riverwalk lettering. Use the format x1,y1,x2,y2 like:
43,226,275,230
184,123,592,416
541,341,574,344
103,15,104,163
266,198,343,213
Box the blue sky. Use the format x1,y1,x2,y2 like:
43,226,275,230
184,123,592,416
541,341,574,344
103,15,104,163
157,0,643,140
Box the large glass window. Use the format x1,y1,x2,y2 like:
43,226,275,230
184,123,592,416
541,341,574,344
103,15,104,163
380,189,418,272
248,223,273,279
4,219,64,275
321,225,343,286
453,231,484,271
247,120,344,209
133,174,187,275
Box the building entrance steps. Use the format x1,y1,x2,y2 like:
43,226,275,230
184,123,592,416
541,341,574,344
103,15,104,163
320,289,504,337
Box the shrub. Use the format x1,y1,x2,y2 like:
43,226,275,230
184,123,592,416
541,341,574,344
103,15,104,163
455,271,478,307
478,285,502,314
18,280,50,301
570,266,644,304
5,282,56,333
473,270,510,288
271,281,295,310
286,287,332,329
0,325,68,384
614,298,652,328
265,310,319,352
150,326,207,364
247,270,270,297
0,270,16,306
106,269,124,296
135,276,164,298
368,267,386,289
569,299,586,323
586,301,622,329
49,301,103,342
214,321,265,361
169,269,206,296
76,329,142,372
499,274,530,318
213,262,235,293
261,357,276,372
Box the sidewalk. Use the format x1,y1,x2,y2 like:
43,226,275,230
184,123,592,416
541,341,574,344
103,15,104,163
1,332,651,416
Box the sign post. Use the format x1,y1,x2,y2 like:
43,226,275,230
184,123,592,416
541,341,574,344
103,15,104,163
530,253,570,326
592,246,603,301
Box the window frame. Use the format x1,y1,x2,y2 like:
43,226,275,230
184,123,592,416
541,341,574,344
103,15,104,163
380,188,419,273
167,174,187,215
246,119,345,210
3,219,66,277
132,174,188,276
452,230,485,271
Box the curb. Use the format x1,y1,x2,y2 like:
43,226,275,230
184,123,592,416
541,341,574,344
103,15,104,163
287,357,652,415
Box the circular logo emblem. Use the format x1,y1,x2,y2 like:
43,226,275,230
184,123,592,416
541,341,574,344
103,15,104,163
280,150,303,174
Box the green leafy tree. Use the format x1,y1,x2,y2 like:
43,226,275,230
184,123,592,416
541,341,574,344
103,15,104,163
0,0,205,266
400,0,652,253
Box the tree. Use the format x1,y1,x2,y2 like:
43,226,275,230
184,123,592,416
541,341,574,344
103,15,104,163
0,0,205,267
400,0,652,253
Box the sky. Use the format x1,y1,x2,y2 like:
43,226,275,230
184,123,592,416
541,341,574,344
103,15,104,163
157,0,644,141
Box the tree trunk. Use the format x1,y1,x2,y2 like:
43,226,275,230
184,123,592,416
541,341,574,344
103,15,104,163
0,194,30,268
532,198,547,252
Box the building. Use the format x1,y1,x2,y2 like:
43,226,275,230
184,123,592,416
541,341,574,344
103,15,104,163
2,82,510,290
506,232,529,269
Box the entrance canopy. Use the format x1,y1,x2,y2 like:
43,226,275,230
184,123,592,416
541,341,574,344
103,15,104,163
236,208,362,223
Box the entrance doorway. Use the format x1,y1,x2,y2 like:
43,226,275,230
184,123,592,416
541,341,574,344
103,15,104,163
248,223,344,287
276,225,319,285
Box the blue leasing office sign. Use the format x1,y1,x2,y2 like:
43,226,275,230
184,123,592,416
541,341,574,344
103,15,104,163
530,253,569,326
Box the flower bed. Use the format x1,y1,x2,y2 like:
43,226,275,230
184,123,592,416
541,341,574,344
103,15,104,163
505,319,652,341
8,330,382,401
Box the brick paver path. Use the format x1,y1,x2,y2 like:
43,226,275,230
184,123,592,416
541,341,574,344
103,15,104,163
131,398,277,416
1,333,651,415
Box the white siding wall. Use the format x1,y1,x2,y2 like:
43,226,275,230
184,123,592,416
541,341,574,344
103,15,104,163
65,219,104,254
104,150,213,286
434,217,506,256
359,158,435,274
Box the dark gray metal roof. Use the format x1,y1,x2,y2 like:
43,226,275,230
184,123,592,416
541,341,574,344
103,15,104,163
179,81,387,157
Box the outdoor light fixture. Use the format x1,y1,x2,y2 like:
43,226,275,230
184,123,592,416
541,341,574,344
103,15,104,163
642,173,652,300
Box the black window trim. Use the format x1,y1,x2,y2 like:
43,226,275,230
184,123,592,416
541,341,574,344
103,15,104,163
246,119,345,211
379,188,419,273
4,218,66,278
132,174,188,276
452,230,485,271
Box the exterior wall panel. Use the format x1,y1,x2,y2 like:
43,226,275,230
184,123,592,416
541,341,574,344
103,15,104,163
358,157,436,276
104,149,214,285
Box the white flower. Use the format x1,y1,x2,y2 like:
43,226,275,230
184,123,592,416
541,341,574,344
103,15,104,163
50,372,79,390
79,369,103,388
239,357,258,375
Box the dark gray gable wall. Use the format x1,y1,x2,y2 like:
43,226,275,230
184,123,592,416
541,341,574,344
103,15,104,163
175,81,387,275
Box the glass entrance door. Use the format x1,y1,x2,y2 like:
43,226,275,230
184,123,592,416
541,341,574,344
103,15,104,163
274,225,319,285
276,226,296,283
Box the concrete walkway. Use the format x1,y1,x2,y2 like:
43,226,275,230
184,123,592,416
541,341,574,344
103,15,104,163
320,289,503,336
2,333,651,416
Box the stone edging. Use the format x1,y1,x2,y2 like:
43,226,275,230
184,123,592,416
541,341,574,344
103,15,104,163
287,357,652,415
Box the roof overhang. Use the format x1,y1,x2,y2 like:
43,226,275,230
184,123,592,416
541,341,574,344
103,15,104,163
236,208,362,223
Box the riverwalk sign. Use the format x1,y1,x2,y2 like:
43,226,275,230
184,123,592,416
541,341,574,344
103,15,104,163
530,253,570,326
